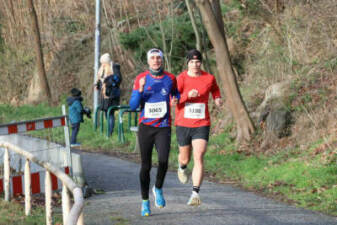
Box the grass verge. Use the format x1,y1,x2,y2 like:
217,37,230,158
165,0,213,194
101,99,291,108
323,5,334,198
0,103,336,217
0,199,62,225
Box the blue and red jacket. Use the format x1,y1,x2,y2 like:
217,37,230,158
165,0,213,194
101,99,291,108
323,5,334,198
129,70,179,127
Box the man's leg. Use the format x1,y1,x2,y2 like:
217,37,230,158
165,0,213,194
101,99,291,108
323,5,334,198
152,127,171,208
178,145,192,167
187,138,207,206
138,124,155,200
71,123,80,144
191,139,208,187
177,145,191,184
176,126,192,183
154,127,171,189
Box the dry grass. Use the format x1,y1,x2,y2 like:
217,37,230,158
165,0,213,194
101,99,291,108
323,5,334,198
224,0,337,154
0,0,336,154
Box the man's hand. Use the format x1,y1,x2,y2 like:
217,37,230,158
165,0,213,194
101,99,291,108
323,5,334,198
139,77,146,92
188,89,199,98
171,96,178,106
215,98,222,107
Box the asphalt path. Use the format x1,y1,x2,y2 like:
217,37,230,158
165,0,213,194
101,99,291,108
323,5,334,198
80,151,337,225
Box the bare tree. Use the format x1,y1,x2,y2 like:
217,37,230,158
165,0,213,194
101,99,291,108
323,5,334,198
152,0,175,71
186,0,202,51
27,0,51,102
210,0,225,38
195,0,255,142
186,0,211,72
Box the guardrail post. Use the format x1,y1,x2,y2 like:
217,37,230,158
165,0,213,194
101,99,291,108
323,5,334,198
134,112,138,126
62,183,71,224
62,105,73,177
94,105,101,131
67,187,84,225
77,212,84,225
45,171,53,225
100,110,104,134
4,147,10,201
128,111,132,131
118,109,124,143
24,159,32,216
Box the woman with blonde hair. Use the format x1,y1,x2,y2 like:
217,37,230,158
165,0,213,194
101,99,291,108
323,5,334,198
95,53,122,135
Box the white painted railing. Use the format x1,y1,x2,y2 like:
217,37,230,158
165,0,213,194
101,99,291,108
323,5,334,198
0,142,84,225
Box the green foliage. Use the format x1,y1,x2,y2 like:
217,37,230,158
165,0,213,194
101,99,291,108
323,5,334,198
221,0,244,38
324,57,337,72
50,17,85,36
241,0,263,16
119,13,207,74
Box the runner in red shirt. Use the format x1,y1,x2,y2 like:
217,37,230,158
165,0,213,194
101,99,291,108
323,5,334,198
175,49,222,206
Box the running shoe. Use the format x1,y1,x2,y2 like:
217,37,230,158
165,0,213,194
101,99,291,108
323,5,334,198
177,167,189,184
187,191,201,206
152,186,166,208
141,200,151,216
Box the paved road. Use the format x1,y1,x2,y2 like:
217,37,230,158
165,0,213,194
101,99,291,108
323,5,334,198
80,151,336,225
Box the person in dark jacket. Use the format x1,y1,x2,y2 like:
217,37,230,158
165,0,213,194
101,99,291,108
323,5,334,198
95,53,122,136
67,88,84,147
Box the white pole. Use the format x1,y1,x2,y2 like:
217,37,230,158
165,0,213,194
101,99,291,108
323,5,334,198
24,159,32,216
45,171,53,225
62,183,71,224
93,0,101,124
62,105,73,176
4,147,10,201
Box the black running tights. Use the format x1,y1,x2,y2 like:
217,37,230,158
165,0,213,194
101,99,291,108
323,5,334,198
138,123,171,200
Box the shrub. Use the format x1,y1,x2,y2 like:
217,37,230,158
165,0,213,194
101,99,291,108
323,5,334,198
119,12,208,74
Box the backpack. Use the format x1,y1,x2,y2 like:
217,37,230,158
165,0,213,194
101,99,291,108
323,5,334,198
104,63,122,99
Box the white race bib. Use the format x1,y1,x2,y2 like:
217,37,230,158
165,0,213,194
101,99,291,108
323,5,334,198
144,101,167,118
184,103,206,119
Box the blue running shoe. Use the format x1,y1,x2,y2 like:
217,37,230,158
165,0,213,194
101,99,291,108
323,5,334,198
141,200,151,216
152,186,166,208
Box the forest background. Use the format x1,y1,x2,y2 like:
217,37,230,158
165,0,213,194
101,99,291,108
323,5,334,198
0,0,336,218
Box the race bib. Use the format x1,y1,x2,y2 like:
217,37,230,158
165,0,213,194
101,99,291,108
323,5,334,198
184,103,206,119
144,101,167,118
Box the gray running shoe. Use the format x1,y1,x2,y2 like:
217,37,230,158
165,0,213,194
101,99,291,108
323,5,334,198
187,191,201,206
177,167,189,184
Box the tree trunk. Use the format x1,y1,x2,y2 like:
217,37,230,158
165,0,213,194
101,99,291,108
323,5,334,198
186,0,202,51
210,0,225,38
27,0,51,103
195,0,255,142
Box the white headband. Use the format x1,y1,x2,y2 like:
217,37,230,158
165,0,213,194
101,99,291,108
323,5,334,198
147,48,163,61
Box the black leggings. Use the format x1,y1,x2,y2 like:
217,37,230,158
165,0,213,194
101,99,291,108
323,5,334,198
138,123,171,200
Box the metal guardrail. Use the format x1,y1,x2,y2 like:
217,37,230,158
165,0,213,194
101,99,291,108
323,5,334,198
94,105,140,140
0,142,84,225
107,105,130,137
94,105,129,136
118,107,140,143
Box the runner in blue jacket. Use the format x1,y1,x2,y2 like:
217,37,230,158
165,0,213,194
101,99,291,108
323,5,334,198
129,48,179,216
